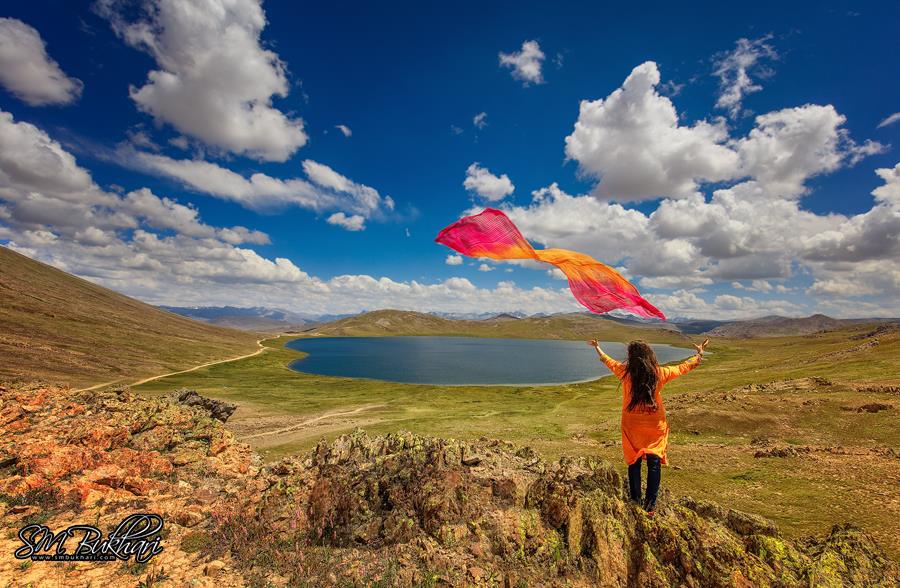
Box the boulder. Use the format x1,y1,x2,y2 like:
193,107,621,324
172,388,237,422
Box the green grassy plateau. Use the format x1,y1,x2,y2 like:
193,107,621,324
0,245,259,387
134,320,900,557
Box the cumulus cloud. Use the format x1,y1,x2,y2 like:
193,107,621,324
121,187,270,243
490,158,900,317
473,112,488,129
0,18,83,106
0,108,284,289
445,254,463,266
564,61,884,203
565,62,740,201
335,124,352,137
737,104,886,198
326,212,365,231
499,40,545,85
713,36,777,118
478,263,494,272
95,0,306,161
872,163,900,205
876,112,900,129
463,163,515,201
120,149,394,221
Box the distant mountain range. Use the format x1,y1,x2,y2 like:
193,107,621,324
703,314,896,338
429,311,537,320
160,306,353,332
160,304,899,339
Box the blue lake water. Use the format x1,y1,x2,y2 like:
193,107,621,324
285,336,694,386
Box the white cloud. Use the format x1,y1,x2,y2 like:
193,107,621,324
168,136,189,150
641,276,713,289
96,0,306,161
647,288,804,320
303,160,385,211
445,254,463,266
121,150,394,220
335,124,352,137
326,212,365,231
877,112,900,129
473,112,488,129
0,112,269,245
737,104,886,198
750,279,772,292
0,18,83,106
565,62,740,202
491,161,900,317
121,187,269,244
564,61,883,203
0,108,279,292
463,163,515,201
125,127,160,151
872,163,900,205
713,36,777,118
499,40,545,85
547,268,567,280
478,263,494,272
0,111,96,199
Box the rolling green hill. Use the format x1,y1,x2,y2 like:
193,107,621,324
0,246,259,387
308,309,690,344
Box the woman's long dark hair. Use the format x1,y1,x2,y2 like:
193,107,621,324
625,340,659,412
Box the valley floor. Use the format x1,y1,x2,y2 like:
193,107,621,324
133,325,900,558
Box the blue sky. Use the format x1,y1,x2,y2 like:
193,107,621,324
0,0,898,318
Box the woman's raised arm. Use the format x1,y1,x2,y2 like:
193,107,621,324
659,338,708,385
588,340,627,379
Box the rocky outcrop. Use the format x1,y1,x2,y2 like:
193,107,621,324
172,388,238,422
1,384,897,587
219,430,898,587
0,383,259,587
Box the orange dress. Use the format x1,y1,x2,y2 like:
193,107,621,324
598,350,701,465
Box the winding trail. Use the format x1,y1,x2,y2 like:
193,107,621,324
74,337,273,392
239,404,386,441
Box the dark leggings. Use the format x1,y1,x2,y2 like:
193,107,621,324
628,454,661,510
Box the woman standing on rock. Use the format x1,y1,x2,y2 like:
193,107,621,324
587,338,708,515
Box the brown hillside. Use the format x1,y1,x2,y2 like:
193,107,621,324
0,246,258,387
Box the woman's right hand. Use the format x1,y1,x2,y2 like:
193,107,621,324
587,339,599,349
693,337,710,355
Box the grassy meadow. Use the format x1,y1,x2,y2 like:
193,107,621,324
134,324,900,557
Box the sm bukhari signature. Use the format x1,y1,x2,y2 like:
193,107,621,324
15,513,164,563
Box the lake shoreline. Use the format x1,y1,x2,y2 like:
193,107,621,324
285,335,695,386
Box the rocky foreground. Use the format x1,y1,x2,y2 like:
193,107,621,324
0,384,897,587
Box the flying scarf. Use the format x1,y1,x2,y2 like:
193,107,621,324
435,208,665,320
